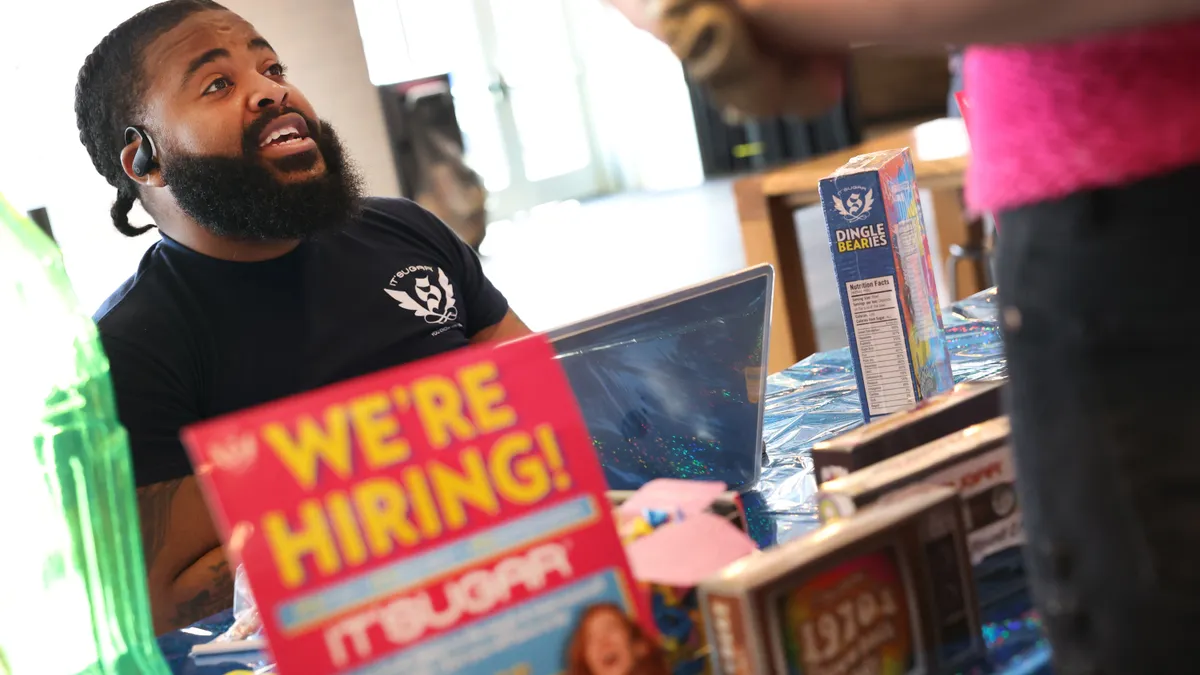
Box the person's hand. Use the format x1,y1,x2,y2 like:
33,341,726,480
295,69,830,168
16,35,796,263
662,0,844,119
611,0,845,120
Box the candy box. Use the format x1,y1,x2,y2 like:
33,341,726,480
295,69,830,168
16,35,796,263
699,486,984,675
819,148,954,423
815,418,1026,612
811,381,1006,485
181,336,655,675
627,513,759,675
614,480,759,675
815,418,1019,567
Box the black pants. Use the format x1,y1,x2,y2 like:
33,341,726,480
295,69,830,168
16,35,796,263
998,164,1200,674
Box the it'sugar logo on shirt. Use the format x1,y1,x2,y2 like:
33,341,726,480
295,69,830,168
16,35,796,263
384,266,459,324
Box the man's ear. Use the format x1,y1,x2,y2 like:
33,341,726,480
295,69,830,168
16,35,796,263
120,133,166,188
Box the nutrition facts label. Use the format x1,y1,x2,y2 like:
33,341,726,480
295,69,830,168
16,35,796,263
846,276,916,416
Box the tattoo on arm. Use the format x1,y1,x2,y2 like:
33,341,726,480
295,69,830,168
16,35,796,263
136,479,184,569
136,478,234,631
170,560,235,629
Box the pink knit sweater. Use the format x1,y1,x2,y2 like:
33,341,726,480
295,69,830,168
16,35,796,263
964,21,1200,213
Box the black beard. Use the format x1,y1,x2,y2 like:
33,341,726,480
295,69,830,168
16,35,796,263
159,112,364,241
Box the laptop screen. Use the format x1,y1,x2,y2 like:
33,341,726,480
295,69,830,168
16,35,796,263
549,267,772,491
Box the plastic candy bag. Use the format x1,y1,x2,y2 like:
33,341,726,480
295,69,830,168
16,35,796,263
213,565,264,643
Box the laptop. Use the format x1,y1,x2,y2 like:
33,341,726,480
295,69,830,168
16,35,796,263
547,265,774,492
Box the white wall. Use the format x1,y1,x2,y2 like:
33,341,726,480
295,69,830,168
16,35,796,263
0,0,161,314
0,0,399,313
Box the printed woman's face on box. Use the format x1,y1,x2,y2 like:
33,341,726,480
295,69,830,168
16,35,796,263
583,609,639,675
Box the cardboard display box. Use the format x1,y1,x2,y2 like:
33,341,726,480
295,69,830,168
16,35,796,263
616,480,760,675
816,417,1019,567
699,486,983,675
812,381,1007,485
181,336,655,675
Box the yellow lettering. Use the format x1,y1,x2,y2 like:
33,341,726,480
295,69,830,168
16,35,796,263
534,424,571,491
837,241,847,253
430,449,498,530
353,478,420,556
326,490,368,568
262,407,353,490
412,376,476,449
263,499,339,589
489,432,550,505
349,392,410,469
403,466,443,539
459,362,516,434
391,385,411,413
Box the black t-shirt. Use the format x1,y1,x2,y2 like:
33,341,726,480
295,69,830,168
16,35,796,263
95,198,508,487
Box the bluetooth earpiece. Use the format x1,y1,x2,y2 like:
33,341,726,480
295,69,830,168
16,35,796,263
124,126,158,177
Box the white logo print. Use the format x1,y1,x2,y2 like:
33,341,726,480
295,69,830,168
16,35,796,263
208,433,257,474
833,188,875,223
385,267,459,324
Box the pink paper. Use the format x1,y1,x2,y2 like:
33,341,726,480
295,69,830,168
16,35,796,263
626,513,758,586
617,478,728,520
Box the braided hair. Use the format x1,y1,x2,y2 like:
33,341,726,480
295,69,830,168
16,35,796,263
75,0,226,237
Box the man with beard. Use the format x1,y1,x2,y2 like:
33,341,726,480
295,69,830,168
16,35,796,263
77,0,530,634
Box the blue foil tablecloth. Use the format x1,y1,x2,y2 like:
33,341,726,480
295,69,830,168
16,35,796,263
747,287,1050,673
161,288,1051,674
749,287,1007,548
